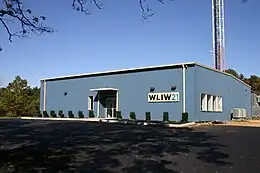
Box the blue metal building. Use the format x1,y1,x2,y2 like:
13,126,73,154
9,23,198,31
40,62,252,121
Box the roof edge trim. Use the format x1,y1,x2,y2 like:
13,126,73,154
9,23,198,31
40,62,196,82
195,63,251,88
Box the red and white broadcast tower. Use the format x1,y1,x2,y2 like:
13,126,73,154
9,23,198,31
212,0,225,71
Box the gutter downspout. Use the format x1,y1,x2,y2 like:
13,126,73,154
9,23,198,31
116,91,119,111
97,93,100,118
182,64,186,113
43,80,47,111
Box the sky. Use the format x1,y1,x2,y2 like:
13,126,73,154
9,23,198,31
0,0,259,87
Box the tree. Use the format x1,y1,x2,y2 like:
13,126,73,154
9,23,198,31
225,68,260,93
0,87,6,116
0,76,40,117
0,87,3,95
246,75,260,93
239,74,244,80
24,86,40,116
225,69,239,78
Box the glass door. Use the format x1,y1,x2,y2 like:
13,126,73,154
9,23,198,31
106,98,116,118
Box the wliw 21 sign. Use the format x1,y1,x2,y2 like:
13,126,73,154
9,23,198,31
148,92,180,103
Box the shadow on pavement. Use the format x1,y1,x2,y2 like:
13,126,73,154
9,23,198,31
0,119,232,172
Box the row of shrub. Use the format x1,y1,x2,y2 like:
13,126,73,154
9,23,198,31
252,116,260,120
41,110,188,122
42,110,95,118
126,111,188,123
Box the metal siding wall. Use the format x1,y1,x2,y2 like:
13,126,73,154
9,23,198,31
195,65,252,121
252,93,260,116
185,67,197,121
43,68,183,120
40,81,44,111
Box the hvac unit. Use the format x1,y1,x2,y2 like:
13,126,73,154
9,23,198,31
241,109,247,118
232,108,247,119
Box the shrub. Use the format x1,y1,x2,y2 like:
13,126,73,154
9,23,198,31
50,110,56,118
130,112,136,120
252,116,260,120
88,110,95,118
78,111,84,118
68,110,74,118
145,112,151,121
35,110,41,117
163,112,169,122
116,111,122,119
181,112,188,123
58,110,64,118
43,111,48,117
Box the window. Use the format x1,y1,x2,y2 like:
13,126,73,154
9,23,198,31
201,93,222,112
207,95,213,112
88,96,94,110
201,93,207,111
213,95,218,111
217,96,223,112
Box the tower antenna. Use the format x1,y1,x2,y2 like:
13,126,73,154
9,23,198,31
212,0,225,71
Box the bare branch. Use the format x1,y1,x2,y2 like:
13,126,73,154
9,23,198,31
0,0,53,42
72,0,103,15
157,0,165,4
139,0,155,20
139,0,145,12
0,0,248,44
93,0,102,10
0,17,12,42
73,0,89,15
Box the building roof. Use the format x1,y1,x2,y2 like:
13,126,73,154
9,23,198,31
41,62,196,81
40,62,251,88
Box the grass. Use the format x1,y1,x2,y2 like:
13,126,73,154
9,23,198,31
0,116,21,118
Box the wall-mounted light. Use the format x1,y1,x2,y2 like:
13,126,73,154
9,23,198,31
171,85,177,91
150,87,155,92
64,92,67,96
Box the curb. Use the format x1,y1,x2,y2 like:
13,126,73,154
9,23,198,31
21,117,110,122
20,117,196,128
166,122,196,128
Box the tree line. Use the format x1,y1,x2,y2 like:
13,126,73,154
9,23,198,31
225,69,260,93
0,70,259,117
0,76,40,117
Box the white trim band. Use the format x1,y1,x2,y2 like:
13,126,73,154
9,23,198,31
90,88,118,91
182,64,186,113
43,80,47,111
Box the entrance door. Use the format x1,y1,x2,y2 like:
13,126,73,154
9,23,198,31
106,98,116,118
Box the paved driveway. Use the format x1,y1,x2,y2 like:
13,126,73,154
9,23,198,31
0,119,260,173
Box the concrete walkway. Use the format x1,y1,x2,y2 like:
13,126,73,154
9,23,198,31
21,117,112,122
21,117,196,128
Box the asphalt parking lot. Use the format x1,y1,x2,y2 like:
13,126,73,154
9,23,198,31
0,119,260,173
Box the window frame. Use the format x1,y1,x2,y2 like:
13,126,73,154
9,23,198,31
200,93,223,113
217,96,223,112
88,96,94,110
200,93,208,111
207,94,213,112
